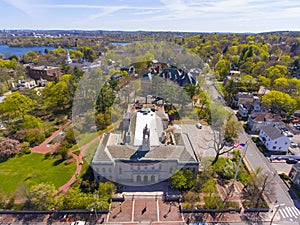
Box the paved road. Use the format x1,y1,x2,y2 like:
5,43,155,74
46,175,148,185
203,77,300,224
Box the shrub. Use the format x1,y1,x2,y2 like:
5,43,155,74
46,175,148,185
219,159,236,179
44,152,51,159
279,173,289,180
24,149,31,155
211,157,226,174
252,136,259,143
73,150,81,156
203,196,224,209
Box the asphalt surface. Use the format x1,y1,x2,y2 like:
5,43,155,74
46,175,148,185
202,77,300,225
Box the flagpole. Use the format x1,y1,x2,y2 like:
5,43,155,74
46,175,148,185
233,140,248,183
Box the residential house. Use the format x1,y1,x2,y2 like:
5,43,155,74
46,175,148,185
159,68,197,86
91,102,199,186
233,92,254,107
26,65,61,81
259,125,291,152
290,164,300,188
247,113,284,133
238,100,269,118
294,110,300,119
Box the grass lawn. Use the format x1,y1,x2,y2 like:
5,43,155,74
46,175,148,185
0,153,76,197
83,140,100,164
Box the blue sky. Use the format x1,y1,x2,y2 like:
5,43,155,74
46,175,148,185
1,0,300,32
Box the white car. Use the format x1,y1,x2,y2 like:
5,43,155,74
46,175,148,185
71,221,86,225
196,123,202,129
291,142,298,148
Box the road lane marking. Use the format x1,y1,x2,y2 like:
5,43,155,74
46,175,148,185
132,199,135,222
287,207,297,218
279,210,286,219
285,207,293,217
279,208,287,218
157,199,159,222
291,207,300,217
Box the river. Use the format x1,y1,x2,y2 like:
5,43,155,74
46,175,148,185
0,45,56,57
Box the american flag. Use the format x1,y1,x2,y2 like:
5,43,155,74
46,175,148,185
234,142,245,149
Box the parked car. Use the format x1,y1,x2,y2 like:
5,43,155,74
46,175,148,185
291,142,298,148
71,221,86,225
283,131,293,137
196,123,202,129
286,158,298,164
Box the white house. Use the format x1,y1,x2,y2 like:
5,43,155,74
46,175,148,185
259,125,291,152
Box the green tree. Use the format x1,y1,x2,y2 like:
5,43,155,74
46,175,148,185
262,90,297,115
215,59,231,80
97,182,116,201
209,104,242,165
43,74,72,111
22,115,43,129
171,169,195,190
0,92,36,120
58,187,94,210
27,183,57,210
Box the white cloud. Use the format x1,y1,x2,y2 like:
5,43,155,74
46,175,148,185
3,0,35,16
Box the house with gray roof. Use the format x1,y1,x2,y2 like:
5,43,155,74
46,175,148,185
259,125,291,152
289,163,300,189
91,102,199,186
247,112,284,133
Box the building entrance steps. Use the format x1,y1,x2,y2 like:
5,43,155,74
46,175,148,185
123,192,164,200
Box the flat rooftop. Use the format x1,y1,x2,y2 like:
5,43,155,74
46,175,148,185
133,111,162,147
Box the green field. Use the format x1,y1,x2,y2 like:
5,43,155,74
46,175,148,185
0,153,76,197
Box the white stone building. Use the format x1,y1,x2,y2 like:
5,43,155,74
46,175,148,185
91,104,199,186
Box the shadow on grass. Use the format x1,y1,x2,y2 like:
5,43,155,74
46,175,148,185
79,164,98,193
52,158,65,166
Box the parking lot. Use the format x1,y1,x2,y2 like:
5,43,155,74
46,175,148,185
180,122,300,176
180,123,217,158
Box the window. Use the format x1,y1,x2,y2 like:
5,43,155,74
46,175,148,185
109,168,112,173
119,168,122,174
275,141,277,144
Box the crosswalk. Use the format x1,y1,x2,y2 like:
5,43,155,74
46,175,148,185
279,206,300,219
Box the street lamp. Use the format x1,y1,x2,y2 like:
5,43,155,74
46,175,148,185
270,203,285,225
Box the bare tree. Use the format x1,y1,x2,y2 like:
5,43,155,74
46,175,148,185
242,168,276,208
206,103,242,165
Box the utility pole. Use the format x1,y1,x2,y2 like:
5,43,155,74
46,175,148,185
270,204,284,224
223,141,248,205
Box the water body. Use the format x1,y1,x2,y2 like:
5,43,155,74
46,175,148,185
111,42,130,46
0,45,56,57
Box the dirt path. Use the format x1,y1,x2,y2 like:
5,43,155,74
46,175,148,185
31,120,72,154
58,135,101,193
30,119,111,193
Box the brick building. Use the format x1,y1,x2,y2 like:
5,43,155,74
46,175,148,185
26,65,61,81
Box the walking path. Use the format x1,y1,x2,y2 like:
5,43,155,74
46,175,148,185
30,120,104,193
31,120,72,154
58,135,101,193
